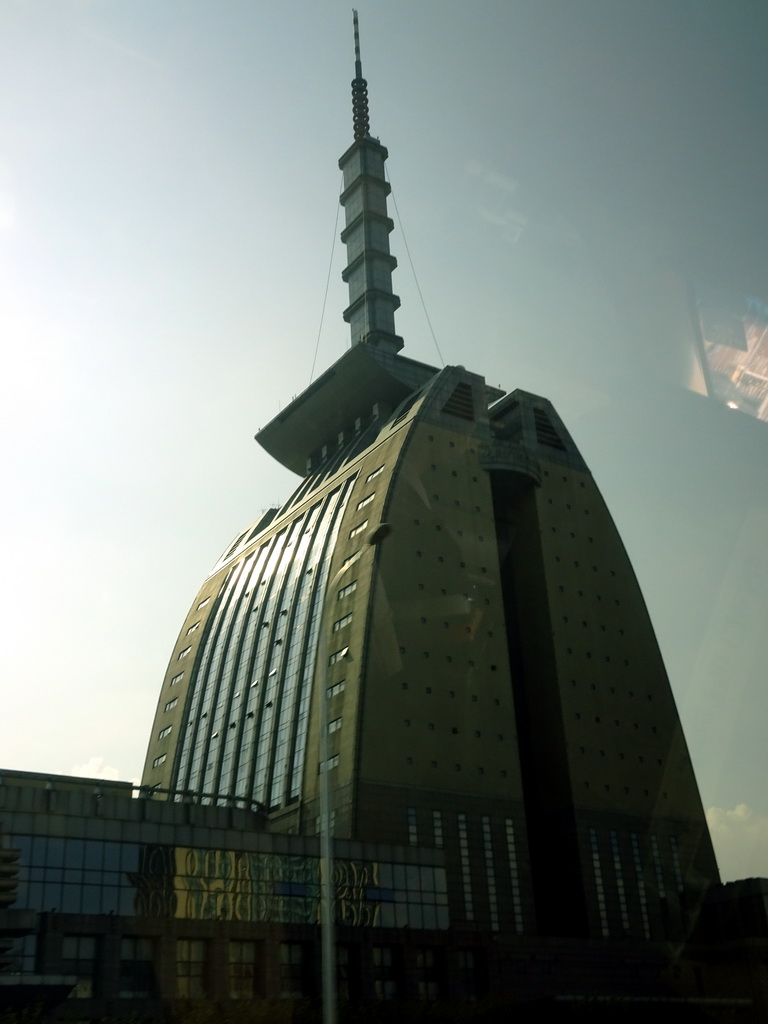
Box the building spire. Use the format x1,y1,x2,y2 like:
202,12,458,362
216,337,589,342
338,11,403,354
351,9,370,139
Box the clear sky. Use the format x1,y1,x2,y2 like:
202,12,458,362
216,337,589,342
1,0,767,883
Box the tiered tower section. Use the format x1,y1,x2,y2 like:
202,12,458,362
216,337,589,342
339,10,402,353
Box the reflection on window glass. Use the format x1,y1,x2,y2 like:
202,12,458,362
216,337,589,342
173,479,355,811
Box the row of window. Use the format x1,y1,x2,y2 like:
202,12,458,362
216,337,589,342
328,646,349,666
332,612,352,632
581,782,671,799
570,680,656,700
577,747,664,766
42,936,485,1002
572,713,661,734
402,722,505,739
588,828,687,940
541,470,585,484
552,556,623,576
402,759,509,777
402,684,502,701
337,579,357,600
412,520,486,541
482,817,499,931
349,519,368,539
406,810,523,933
565,648,632,664
173,479,356,808
10,834,450,928
410,548,489,570
562,617,626,635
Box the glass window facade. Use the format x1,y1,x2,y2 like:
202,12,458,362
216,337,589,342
9,833,449,929
172,480,355,811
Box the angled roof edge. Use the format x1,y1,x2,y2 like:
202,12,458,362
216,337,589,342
255,343,441,475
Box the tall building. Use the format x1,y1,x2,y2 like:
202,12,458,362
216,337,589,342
7,15,763,1021
142,14,717,947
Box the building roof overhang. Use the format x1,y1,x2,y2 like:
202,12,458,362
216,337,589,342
255,343,441,475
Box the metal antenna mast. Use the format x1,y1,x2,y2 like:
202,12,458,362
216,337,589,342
351,9,370,139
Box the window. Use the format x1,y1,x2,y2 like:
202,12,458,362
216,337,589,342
356,493,375,510
670,836,684,891
280,942,310,998
229,940,259,998
164,697,178,712
342,551,360,567
337,580,357,600
416,948,442,1000
349,520,368,539
458,813,473,920
197,596,211,610
328,647,349,665
610,830,630,933
315,809,337,835
152,754,167,768
119,938,155,998
631,833,651,939
457,949,482,1001
186,621,200,635
337,944,354,1002
333,613,352,632
327,680,345,698
373,946,398,1000
432,810,444,847
589,829,609,937
158,725,172,740
366,465,384,482
178,646,192,660
407,807,418,845
482,816,499,931
177,939,207,998
328,717,342,734
170,672,183,686
62,935,99,998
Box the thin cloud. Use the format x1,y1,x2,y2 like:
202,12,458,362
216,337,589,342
707,803,768,883
82,27,163,69
466,160,527,244
69,755,135,784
